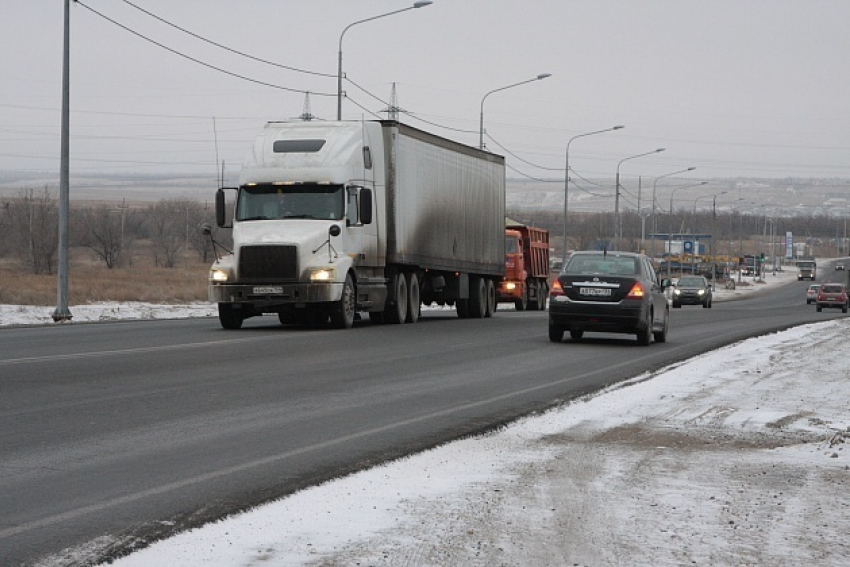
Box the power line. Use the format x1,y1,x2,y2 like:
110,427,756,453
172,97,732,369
75,1,335,97
118,0,335,78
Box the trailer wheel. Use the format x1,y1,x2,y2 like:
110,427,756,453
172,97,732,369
218,304,244,330
484,279,496,317
405,273,420,323
469,276,486,318
330,274,356,329
387,273,408,324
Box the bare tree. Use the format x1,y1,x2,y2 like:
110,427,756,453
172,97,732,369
187,201,216,263
80,204,126,268
4,187,58,274
147,198,187,268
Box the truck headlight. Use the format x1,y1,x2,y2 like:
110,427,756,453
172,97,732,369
673,289,681,295
309,267,337,282
505,281,517,291
210,269,229,283
697,289,705,295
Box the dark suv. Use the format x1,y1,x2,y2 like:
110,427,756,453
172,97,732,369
672,275,713,308
548,251,671,345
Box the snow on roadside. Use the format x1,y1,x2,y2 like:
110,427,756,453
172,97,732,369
104,317,849,566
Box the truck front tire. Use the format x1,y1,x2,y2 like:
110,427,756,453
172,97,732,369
218,304,244,330
330,274,356,329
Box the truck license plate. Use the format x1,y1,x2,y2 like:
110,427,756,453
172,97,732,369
580,287,611,296
253,286,283,294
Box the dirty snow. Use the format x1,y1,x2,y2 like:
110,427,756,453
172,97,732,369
9,268,849,565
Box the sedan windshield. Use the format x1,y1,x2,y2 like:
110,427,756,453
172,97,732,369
677,277,705,287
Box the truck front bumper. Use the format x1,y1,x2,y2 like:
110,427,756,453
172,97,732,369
209,282,343,305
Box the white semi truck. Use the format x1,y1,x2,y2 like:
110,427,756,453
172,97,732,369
206,120,506,329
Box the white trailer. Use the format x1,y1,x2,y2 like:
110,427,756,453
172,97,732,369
206,120,506,329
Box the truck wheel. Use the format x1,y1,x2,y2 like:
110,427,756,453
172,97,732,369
469,276,486,318
330,274,356,329
539,282,548,311
405,273,420,323
387,273,408,324
278,309,297,325
528,280,540,311
456,299,470,319
485,279,496,317
515,288,528,311
218,304,244,330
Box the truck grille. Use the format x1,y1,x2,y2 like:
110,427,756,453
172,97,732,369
239,245,298,282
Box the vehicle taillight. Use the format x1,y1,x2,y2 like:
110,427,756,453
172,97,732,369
626,282,645,299
550,280,564,297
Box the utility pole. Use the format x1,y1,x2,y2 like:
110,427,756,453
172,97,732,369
52,0,72,322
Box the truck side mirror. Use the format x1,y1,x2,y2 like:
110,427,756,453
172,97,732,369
359,188,373,225
215,189,226,227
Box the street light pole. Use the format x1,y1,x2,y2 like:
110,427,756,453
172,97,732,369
666,181,707,277
562,125,624,264
479,73,551,150
337,1,432,121
650,167,695,259
614,148,665,251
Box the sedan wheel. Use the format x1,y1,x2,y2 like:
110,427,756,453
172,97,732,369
548,321,564,343
653,308,669,343
636,310,652,346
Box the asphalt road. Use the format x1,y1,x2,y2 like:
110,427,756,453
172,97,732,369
0,277,842,565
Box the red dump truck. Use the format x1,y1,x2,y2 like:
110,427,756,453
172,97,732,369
497,222,550,310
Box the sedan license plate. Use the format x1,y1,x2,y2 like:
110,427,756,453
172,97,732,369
580,287,611,297
253,286,283,294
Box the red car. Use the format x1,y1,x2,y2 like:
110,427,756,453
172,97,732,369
816,283,848,313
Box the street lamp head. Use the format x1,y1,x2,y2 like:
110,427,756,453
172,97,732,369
413,1,432,7
687,167,696,171
655,148,666,153
537,73,552,80
613,125,625,130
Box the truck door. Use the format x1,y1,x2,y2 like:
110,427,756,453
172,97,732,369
347,183,378,268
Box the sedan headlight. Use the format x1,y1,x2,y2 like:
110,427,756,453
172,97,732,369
673,289,681,295
697,289,705,295
309,267,337,282
209,269,229,283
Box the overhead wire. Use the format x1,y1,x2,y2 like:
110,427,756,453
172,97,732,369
75,1,336,97
117,0,335,78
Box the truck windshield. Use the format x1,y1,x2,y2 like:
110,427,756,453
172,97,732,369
236,183,345,221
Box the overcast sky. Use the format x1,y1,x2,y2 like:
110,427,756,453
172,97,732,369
3,0,850,186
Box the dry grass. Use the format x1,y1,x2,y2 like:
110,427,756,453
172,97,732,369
0,246,210,306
